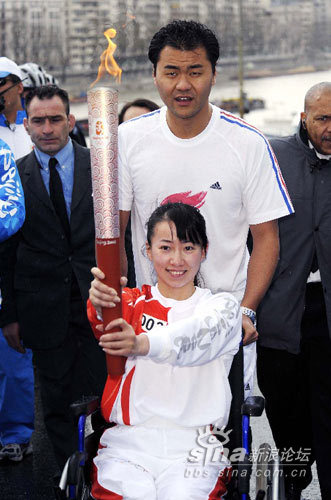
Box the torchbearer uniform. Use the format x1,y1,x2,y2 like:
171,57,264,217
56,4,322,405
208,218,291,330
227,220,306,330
88,284,242,499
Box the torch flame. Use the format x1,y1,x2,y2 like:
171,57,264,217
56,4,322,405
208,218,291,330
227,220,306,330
91,28,122,87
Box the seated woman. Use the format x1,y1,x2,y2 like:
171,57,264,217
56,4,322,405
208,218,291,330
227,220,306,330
87,202,241,500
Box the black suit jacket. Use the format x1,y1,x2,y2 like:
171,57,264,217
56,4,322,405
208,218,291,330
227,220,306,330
0,141,96,350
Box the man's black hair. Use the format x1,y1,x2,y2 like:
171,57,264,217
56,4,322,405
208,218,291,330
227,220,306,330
119,98,159,124
148,20,219,74
25,85,70,116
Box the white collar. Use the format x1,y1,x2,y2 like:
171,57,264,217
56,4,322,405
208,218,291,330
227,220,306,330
308,140,331,160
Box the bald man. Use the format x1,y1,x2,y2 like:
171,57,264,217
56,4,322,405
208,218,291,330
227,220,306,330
257,82,331,500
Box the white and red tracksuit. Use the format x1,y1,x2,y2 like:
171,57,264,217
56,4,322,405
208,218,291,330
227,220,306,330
87,285,242,499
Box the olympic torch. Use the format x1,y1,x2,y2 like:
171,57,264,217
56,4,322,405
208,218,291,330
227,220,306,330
87,86,125,376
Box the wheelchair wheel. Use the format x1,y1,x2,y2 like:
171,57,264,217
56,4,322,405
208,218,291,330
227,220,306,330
80,484,91,500
75,464,92,500
256,443,271,497
268,455,286,500
255,443,286,500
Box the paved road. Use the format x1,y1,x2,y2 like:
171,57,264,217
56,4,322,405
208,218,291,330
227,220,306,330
0,376,322,499
0,374,59,500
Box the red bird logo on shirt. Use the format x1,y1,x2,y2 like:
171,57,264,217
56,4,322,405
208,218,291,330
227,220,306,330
161,191,207,209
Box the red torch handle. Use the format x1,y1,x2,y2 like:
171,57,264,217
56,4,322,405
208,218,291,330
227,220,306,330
96,238,126,376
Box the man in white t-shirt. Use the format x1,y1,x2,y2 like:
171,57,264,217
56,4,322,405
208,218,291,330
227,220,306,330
119,20,293,348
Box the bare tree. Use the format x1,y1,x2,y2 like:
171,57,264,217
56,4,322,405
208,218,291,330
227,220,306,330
10,3,29,63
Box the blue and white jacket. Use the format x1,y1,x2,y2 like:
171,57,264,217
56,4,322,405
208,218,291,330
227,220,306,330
0,138,25,242
0,99,32,159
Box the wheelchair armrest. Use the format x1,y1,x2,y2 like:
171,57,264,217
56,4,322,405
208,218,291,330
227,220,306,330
70,395,100,418
241,396,265,417
90,405,109,432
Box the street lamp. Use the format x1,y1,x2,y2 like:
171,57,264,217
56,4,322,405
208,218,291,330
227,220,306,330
238,0,245,118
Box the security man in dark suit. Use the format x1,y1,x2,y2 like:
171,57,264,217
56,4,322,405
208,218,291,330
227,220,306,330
257,82,331,500
0,85,107,470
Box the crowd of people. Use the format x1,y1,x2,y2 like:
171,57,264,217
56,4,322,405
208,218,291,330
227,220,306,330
0,19,330,500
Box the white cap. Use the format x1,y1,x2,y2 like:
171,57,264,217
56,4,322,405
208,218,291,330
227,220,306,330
0,57,22,79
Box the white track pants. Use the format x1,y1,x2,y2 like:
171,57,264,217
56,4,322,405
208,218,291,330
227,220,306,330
91,424,231,499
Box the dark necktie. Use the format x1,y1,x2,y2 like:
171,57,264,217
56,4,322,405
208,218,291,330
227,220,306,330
48,157,70,241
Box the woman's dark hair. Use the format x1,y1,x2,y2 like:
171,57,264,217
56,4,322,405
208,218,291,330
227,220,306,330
148,20,219,74
25,85,70,116
119,98,159,124
146,202,208,252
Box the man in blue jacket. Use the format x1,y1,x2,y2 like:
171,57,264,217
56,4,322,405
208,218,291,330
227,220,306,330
0,138,32,462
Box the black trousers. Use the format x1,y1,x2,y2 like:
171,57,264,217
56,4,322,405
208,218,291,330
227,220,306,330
33,295,107,471
257,282,331,498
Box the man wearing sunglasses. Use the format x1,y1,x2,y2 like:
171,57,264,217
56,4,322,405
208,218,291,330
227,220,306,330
0,57,32,160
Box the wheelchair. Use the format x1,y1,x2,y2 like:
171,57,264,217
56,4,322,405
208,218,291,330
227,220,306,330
55,346,285,500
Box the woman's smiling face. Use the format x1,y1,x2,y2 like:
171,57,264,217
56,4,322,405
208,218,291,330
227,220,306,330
146,220,205,300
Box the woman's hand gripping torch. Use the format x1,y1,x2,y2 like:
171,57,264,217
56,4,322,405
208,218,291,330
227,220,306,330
87,87,126,376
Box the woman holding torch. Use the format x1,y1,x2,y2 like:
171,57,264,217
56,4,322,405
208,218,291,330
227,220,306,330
87,202,241,499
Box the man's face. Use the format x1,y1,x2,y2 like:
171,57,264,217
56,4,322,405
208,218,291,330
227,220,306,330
153,45,215,129
24,95,75,155
0,77,23,115
301,90,331,155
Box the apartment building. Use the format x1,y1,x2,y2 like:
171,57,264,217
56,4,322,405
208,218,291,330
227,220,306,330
0,0,328,75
